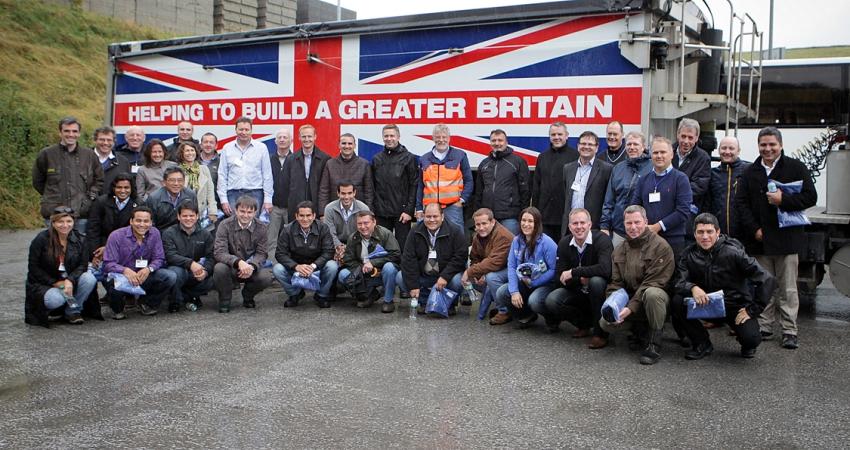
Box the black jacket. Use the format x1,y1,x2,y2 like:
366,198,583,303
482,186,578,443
674,235,775,317
270,150,292,208
285,148,331,220
553,230,613,289
100,154,132,196
401,221,468,289
371,144,419,218
275,219,335,270
114,143,145,168
735,153,817,256
162,224,215,274
146,187,198,231
561,158,613,236
531,144,579,226
474,147,531,220
86,194,139,254
25,230,90,327
342,225,402,271
709,158,750,237
672,145,712,212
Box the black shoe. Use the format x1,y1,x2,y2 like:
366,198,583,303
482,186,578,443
516,313,538,329
679,336,691,348
355,296,374,308
381,302,396,313
316,296,331,308
139,303,158,316
400,291,411,299
781,334,799,349
760,330,774,340
685,342,714,360
639,343,661,365
544,319,560,333
242,298,256,308
219,303,231,313
448,305,457,316
191,297,203,309
168,303,181,313
741,347,757,358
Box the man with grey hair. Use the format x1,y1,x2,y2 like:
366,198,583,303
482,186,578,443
600,205,674,365
268,128,292,264
114,125,146,170
673,118,711,234
709,135,750,237
596,120,627,165
415,123,473,232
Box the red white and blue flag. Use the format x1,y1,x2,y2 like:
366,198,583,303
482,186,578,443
112,13,644,165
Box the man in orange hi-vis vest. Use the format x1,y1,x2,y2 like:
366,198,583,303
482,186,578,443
415,124,474,232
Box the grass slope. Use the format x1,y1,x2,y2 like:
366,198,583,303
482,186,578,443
0,0,166,228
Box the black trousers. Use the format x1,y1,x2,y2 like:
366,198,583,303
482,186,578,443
671,295,762,351
543,277,608,337
377,216,412,252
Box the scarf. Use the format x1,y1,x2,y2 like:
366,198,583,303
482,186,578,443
181,162,201,190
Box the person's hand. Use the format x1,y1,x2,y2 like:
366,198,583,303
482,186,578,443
221,203,233,216
362,261,374,274
579,277,589,285
766,189,782,206
263,202,273,213
461,270,469,285
435,277,448,290
755,228,763,242
190,261,207,281
63,279,74,297
415,211,424,221
137,267,151,285
453,201,464,208
409,288,420,300
209,213,218,223
511,292,524,309
92,246,105,262
295,264,314,277
617,306,632,323
237,260,254,279
559,270,573,285
735,307,751,325
123,268,141,286
691,286,709,305
648,223,662,234
399,212,412,224
601,229,610,236
335,244,346,261
473,276,486,286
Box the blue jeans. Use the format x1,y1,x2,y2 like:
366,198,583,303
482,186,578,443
498,218,519,235
442,204,465,233
273,261,339,298
168,265,214,305
338,262,399,302
43,271,97,316
495,282,553,318
107,268,177,313
226,189,264,215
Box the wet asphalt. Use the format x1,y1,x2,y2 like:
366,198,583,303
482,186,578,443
1,229,849,449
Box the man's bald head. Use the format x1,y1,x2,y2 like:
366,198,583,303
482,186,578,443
718,135,741,164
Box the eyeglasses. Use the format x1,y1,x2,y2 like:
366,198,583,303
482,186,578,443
53,206,74,214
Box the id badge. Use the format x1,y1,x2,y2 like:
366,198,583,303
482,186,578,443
649,192,661,203
135,259,148,269
233,158,244,167
571,181,581,192
58,262,66,272
131,165,140,174
427,250,437,259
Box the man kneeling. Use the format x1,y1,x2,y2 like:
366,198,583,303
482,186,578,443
672,213,775,359
339,211,401,313
163,200,214,312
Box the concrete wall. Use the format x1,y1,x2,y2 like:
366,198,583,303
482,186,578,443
296,0,355,24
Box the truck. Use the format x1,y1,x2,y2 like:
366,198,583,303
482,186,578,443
105,0,759,165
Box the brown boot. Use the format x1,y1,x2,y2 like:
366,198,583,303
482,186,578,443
489,312,512,325
572,328,591,338
588,336,608,349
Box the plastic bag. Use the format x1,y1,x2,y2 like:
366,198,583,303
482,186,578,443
367,244,388,259
685,290,726,319
425,286,458,318
107,273,146,296
291,272,321,291
601,288,629,323
769,179,811,228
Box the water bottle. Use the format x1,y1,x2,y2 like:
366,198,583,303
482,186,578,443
185,301,198,312
63,293,78,311
409,298,418,319
767,181,777,193
538,259,547,273
463,282,479,304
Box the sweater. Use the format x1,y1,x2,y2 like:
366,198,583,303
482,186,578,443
630,167,692,244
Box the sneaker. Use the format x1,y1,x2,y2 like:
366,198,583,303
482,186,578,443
781,334,799,350
381,302,396,313
138,303,158,316
639,343,661,365
66,314,84,325
760,330,773,340
113,311,126,320
684,342,714,360
489,312,512,325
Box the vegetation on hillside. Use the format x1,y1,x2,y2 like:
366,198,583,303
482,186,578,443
0,0,167,228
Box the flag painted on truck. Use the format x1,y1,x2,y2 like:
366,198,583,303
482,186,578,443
111,13,644,165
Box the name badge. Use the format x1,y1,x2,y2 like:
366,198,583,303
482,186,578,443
58,262,66,272
135,259,148,269
428,250,437,259
232,158,244,167
571,181,581,192
131,165,140,174
649,192,661,203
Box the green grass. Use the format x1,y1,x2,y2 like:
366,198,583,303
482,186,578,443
784,46,850,59
0,0,168,228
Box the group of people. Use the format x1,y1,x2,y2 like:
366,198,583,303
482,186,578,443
26,115,817,365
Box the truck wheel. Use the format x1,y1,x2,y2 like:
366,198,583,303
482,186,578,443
797,263,824,311
828,245,850,299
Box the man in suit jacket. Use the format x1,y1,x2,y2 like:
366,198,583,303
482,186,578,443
560,131,613,238
285,124,331,221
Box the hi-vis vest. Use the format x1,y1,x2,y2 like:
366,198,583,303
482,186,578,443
422,162,464,207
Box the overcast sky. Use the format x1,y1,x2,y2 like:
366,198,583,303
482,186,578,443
337,0,850,50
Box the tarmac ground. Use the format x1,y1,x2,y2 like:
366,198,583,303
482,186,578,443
1,229,849,448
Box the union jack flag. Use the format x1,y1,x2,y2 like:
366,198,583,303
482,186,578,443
111,12,644,165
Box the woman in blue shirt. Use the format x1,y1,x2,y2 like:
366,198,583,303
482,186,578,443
490,207,558,327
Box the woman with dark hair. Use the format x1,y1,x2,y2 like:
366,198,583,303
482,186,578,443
490,206,558,327
135,138,177,201
176,141,217,225
87,173,139,267
25,207,98,326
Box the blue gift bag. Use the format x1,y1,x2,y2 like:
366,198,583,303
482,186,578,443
685,290,726,319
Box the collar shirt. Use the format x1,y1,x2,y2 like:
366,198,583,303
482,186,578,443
218,139,274,204
571,157,595,210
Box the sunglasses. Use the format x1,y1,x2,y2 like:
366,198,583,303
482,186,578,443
53,206,74,214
